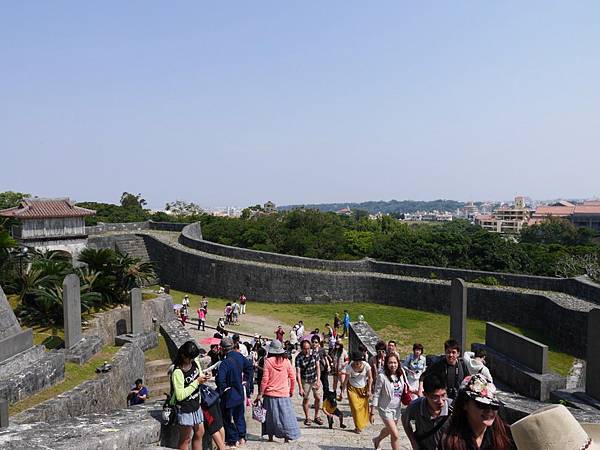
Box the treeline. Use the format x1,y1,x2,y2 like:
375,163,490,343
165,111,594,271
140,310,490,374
200,211,600,278
279,199,465,215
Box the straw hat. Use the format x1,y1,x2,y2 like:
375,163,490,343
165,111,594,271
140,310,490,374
511,404,600,450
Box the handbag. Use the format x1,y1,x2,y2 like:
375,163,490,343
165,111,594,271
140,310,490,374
252,400,267,423
400,368,412,406
200,384,220,409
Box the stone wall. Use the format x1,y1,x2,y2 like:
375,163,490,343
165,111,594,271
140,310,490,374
0,346,65,404
12,342,145,424
84,294,174,347
179,222,600,305
143,234,593,357
86,221,150,235
1,402,162,449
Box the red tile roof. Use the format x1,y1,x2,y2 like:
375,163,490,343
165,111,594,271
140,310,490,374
573,205,600,214
0,198,95,219
532,206,574,217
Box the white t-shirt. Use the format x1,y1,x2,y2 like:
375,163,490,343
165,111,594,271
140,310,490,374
342,361,371,388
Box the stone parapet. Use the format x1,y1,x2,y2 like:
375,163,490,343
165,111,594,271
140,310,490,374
0,403,162,449
472,343,565,401
485,322,548,373
0,346,65,404
12,343,144,424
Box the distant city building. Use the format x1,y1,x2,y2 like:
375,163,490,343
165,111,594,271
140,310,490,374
460,201,479,219
336,206,352,216
530,200,600,231
475,196,531,234
0,198,95,262
263,201,277,214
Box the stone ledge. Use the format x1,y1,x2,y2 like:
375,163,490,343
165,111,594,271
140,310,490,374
12,343,144,424
472,343,565,401
0,403,162,449
65,335,103,364
115,331,158,352
0,348,65,404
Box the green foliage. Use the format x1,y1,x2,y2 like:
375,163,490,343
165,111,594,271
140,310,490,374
9,248,155,327
199,210,600,278
0,191,30,210
521,217,595,246
471,276,500,286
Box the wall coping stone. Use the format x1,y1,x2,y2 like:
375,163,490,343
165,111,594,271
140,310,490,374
486,322,548,373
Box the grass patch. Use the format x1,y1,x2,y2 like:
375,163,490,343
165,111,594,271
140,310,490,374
145,334,170,362
154,287,575,377
8,345,120,416
31,326,65,349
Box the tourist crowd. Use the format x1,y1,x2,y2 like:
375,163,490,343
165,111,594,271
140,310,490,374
157,296,597,450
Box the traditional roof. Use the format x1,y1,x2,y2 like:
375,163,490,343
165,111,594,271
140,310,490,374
0,198,95,219
573,205,600,215
532,206,574,217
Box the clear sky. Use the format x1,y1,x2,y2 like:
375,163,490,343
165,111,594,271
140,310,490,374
1,1,599,208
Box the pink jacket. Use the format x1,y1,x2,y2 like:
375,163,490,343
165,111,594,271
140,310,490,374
260,356,295,398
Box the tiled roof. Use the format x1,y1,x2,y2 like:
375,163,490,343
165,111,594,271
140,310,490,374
532,206,574,217
0,198,96,219
573,205,600,215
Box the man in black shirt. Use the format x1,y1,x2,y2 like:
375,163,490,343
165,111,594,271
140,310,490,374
420,339,469,400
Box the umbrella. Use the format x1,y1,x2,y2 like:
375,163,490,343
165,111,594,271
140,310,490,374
200,337,222,345
173,304,183,310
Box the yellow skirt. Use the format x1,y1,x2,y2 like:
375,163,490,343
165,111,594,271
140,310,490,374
347,384,370,431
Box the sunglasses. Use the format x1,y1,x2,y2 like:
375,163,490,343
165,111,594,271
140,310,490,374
473,401,500,411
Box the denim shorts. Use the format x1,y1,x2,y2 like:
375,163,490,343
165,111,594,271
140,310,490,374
178,409,204,426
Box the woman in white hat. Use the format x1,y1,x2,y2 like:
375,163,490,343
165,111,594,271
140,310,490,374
439,374,514,450
254,339,301,443
511,404,600,450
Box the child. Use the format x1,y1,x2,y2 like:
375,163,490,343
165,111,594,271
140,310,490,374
322,390,347,430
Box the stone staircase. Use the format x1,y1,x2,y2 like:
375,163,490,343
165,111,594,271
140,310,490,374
114,235,151,263
145,359,172,402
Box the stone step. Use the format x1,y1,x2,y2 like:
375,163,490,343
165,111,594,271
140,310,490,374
146,372,170,385
148,381,171,398
145,359,172,370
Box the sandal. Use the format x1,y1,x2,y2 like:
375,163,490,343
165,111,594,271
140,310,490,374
314,417,324,426
304,418,312,426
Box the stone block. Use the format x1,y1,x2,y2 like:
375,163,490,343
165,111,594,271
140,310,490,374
486,322,548,373
65,335,103,365
62,274,82,349
0,399,7,429
115,331,158,352
0,347,65,404
472,343,564,401
586,309,600,400
450,278,467,353
130,287,143,335
349,321,379,360
0,329,33,364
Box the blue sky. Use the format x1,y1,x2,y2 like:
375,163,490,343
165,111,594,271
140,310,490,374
1,1,599,208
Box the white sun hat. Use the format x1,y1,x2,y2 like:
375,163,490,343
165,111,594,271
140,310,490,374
511,404,600,450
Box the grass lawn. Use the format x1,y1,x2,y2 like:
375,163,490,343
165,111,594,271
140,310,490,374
144,334,170,361
163,287,575,377
8,345,120,416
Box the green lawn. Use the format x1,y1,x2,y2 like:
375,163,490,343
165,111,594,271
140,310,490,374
163,287,575,377
144,334,170,361
9,345,120,416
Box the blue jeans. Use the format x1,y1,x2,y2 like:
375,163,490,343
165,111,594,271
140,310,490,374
222,402,246,445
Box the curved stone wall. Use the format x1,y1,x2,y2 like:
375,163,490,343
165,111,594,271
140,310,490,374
179,223,600,304
142,233,594,357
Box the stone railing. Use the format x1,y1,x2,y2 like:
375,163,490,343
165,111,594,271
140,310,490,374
348,321,380,361
12,342,145,424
